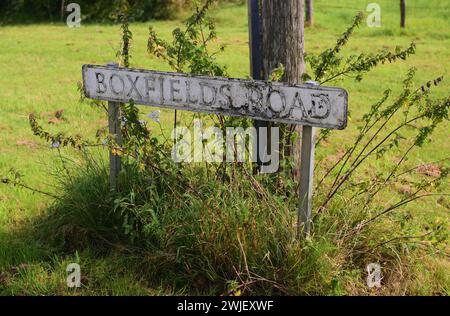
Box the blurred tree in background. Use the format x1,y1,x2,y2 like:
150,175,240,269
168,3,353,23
0,0,197,23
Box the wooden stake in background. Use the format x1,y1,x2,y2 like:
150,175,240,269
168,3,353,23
305,0,314,26
259,0,312,237
400,0,406,28
107,62,122,191
261,0,305,181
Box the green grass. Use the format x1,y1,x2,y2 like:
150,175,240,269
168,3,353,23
0,0,449,295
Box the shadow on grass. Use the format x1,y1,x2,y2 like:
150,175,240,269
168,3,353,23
0,159,188,295
0,152,297,295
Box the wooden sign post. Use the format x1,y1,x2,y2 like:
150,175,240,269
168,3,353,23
106,62,122,191
82,64,348,236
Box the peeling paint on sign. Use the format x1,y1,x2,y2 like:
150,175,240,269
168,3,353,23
82,64,348,129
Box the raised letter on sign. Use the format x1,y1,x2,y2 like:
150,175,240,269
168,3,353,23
95,72,107,93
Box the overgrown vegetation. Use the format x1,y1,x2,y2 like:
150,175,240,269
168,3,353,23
1,1,448,295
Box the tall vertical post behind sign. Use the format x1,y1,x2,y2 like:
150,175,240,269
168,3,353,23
248,0,268,171
249,0,314,237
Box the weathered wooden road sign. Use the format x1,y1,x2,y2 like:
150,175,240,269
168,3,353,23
82,64,348,130
82,63,349,238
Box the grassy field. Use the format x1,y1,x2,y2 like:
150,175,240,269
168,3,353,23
0,0,448,295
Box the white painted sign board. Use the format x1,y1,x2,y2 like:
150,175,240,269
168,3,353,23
82,63,349,237
82,64,348,130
